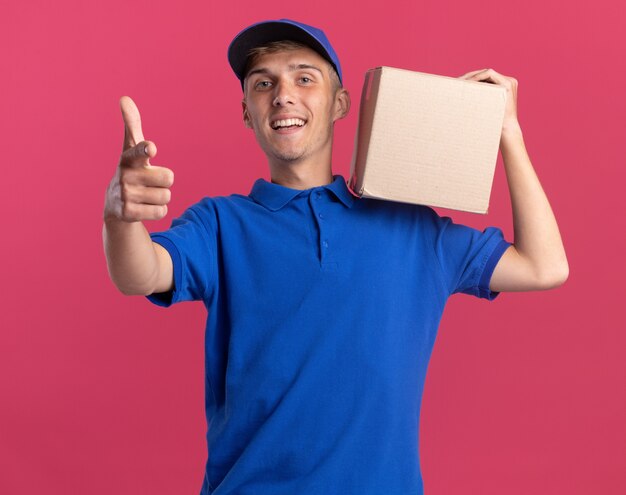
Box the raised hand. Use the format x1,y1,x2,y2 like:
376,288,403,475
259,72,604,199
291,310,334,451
458,68,520,135
104,96,174,222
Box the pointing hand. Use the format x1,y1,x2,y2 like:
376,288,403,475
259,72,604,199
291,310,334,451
104,96,174,222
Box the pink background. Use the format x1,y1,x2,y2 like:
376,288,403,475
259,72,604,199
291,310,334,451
2,0,624,493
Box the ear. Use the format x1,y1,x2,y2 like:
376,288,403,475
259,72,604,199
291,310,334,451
242,99,252,129
333,89,351,122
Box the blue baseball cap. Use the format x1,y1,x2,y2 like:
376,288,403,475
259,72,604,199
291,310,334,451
227,19,343,89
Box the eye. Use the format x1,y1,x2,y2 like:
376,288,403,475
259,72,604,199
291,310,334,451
299,76,313,84
254,80,272,90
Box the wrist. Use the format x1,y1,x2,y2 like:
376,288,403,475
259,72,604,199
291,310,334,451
103,212,139,230
500,122,524,151
103,206,124,224
501,120,523,139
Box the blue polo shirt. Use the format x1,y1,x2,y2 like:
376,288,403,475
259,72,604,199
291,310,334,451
148,174,510,495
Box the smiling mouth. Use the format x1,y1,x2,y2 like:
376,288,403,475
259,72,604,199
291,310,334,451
270,118,307,130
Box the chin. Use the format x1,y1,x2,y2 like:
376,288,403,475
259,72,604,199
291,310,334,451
274,153,304,163
269,147,307,163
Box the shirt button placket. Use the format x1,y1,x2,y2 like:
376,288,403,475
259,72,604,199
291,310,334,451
318,208,325,261
311,189,328,264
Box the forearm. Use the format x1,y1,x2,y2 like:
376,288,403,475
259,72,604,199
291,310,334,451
500,124,569,286
103,217,166,295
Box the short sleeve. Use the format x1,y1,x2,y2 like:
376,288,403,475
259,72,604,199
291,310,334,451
147,202,218,307
431,213,510,300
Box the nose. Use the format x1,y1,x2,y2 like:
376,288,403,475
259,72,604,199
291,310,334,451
272,80,296,107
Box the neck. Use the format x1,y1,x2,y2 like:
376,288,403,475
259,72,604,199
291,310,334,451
268,159,334,190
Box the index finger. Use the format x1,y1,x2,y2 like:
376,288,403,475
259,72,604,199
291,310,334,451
458,68,489,80
459,68,505,86
120,96,145,151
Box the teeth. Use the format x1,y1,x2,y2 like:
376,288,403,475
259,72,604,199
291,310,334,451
271,118,306,129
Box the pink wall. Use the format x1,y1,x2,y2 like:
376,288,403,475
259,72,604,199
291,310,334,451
2,1,624,493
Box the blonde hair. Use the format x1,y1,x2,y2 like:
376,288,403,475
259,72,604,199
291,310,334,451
243,40,342,92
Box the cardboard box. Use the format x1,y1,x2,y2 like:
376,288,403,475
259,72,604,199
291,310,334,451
349,66,506,214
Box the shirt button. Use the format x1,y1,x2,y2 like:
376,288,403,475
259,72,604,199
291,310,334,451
323,240,329,248
316,191,321,199
318,213,324,219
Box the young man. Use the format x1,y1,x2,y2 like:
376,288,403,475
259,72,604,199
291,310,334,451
103,19,567,495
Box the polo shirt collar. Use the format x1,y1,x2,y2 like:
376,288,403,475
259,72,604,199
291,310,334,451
326,175,357,208
249,174,356,211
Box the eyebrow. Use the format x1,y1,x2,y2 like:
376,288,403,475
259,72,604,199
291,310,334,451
246,63,325,80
